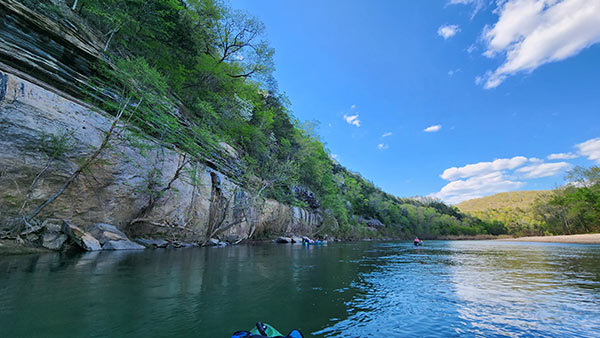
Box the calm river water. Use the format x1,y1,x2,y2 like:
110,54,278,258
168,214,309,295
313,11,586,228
1,241,599,337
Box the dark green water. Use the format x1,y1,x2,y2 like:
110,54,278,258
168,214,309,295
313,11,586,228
1,241,599,337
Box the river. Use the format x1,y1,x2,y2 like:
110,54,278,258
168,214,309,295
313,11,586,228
1,241,599,337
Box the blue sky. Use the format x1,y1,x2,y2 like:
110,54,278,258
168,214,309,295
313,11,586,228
229,0,600,203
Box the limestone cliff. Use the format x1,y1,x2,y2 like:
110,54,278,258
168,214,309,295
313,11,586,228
0,0,321,244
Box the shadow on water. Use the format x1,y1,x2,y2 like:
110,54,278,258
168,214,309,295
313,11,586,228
1,241,600,337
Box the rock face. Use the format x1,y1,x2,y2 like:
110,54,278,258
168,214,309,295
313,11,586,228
0,1,322,244
0,69,322,243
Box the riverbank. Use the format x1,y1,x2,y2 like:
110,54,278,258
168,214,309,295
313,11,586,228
497,233,600,244
0,239,51,255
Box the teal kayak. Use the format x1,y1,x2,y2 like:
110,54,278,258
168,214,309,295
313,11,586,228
249,323,284,336
232,322,303,338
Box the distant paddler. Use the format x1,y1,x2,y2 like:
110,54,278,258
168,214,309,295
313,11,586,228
413,237,423,246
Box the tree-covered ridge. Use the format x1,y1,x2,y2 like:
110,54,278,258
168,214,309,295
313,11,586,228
457,166,600,236
24,0,499,239
457,190,551,236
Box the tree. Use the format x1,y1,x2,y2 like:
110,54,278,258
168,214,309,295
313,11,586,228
212,8,275,81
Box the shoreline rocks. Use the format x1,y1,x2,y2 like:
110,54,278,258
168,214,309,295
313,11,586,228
62,220,102,251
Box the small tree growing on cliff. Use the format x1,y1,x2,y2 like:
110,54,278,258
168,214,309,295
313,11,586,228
18,57,169,228
18,129,74,215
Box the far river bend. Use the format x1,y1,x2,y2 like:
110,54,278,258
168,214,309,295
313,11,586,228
1,241,599,337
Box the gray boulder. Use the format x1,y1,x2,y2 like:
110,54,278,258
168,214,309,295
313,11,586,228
102,240,145,250
89,223,128,245
291,236,304,244
41,223,68,250
207,238,220,246
275,236,292,243
62,220,101,251
135,238,168,248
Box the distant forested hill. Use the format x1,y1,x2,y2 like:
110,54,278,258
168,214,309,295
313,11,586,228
456,191,551,235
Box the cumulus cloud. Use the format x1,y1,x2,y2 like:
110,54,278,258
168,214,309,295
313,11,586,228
440,156,528,180
577,137,600,163
431,137,600,203
377,143,389,150
382,132,393,138
480,0,600,89
438,24,461,39
343,114,360,127
547,152,579,160
424,124,442,133
433,172,524,204
516,162,571,178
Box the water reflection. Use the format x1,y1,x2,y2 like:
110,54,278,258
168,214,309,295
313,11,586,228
449,241,600,337
1,241,599,337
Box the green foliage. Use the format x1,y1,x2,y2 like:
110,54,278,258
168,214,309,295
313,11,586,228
459,168,600,236
534,166,600,235
28,0,495,239
38,130,74,160
457,190,550,236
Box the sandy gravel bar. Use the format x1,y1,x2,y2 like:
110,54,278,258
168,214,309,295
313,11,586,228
498,233,600,244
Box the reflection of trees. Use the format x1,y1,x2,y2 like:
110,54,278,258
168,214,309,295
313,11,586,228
0,243,375,337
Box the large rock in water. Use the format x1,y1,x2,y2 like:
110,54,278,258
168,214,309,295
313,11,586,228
275,236,292,243
88,223,145,250
41,232,68,250
102,240,145,250
41,222,67,250
89,223,128,245
135,238,168,248
62,220,101,251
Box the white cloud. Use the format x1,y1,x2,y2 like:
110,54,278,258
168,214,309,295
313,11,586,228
547,152,579,160
441,156,528,181
424,124,442,133
351,104,356,109
343,114,360,127
528,157,544,163
466,44,477,54
448,68,461,76
438,24,461,39
481,0,600,89
516,162,571,178
577,137,600,163
382,132,393,137
377,143,389,150
433,172,524,204
448,0,486,18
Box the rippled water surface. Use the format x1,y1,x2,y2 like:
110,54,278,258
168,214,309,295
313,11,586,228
1,241,599,337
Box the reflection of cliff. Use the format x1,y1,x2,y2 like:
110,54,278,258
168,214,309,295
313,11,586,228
0,244,370,337
0,0,321,242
